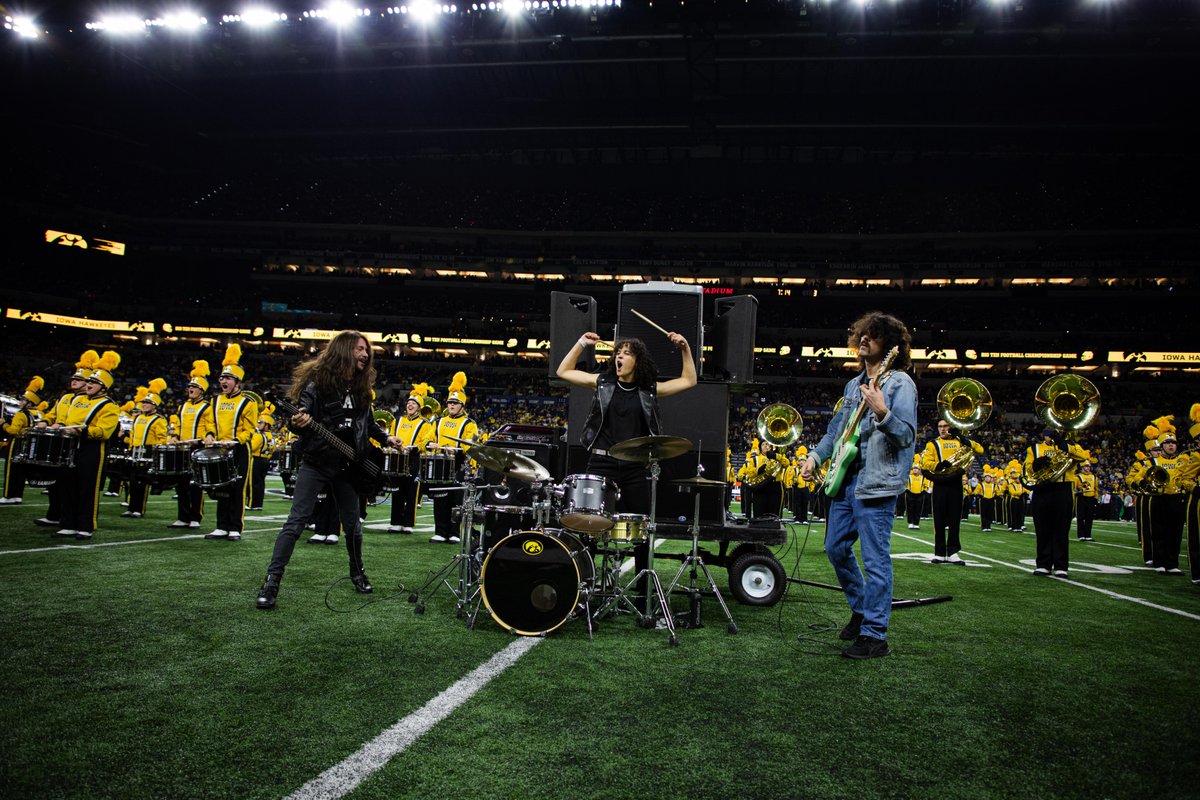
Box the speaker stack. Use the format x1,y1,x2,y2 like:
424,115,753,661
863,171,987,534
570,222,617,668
548,291,597,379
616,281,703,380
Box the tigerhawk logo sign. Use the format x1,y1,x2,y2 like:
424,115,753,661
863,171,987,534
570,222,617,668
522,539,544,556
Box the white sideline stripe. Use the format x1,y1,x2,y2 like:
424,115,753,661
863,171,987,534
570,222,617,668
893,531,1200,622
285,637,541,800
0,525,281,555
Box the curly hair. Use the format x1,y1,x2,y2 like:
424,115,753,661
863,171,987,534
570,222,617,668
846,311,913,373
606,338,658,388
288,330,377,406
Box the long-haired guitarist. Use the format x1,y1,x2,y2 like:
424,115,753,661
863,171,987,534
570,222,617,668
800,312,917,659
257,331,405,610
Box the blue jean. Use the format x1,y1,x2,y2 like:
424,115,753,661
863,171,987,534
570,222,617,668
824,472,897,640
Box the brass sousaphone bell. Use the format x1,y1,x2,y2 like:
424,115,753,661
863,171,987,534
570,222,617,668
1024,373,1101,486
927,378,992,477
419,395,442,421
745,403,803,486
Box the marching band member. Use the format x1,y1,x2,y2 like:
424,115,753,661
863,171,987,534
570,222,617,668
1005,460,1027,532
123,380,168,519
247,403,276,511
257,331,405,610
725,447,736,520
169,361,214,529
745,439,788,519
203,344,258,542
977,466,1000,533
920,418,983,564
1024,429,1088,577
801,311,917,659
1127,436,1160,563
738,441,758,519
388,383,436,534
1073,460,1099,542
34,351,95,527
430,372,479,544
1,376,43,504
1182,404,1200,585
1141,418,1186,575
56,351,121,540
903,458,926,530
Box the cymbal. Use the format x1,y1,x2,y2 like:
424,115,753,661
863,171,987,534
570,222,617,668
608,435,693,463
672,475,726,487
468,443,551,482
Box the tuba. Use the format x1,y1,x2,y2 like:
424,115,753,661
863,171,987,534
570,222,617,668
419,395,441,421
374,409,396,431
926,378,992,477
756,403,803,448
1140,464,1170,495
1023,374,1101,486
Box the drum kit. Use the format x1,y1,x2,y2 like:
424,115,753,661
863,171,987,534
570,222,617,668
409,433,736,646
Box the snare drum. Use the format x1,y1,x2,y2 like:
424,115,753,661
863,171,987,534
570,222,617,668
278,444,299,474
191,447,240,489
557,473,619,533
128,446,153,482
419,449,461,484
602,513,649,545
480,529,595,636
15,429,77,469
149,443,194,482
381,446,417,490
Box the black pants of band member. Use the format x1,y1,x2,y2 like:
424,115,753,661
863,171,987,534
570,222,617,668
750,482,782,518
932,482,963,557
1076,496,1097,539
250,456,269,507
794,487,810,522
1137,496,1152,561
128,479,150,515
1032,482,1073,572
269,462,365,577
177,476,205,524
1186,487,1200,581
61,440,106,534
979,497,994,530
1149,494,1186,571
3,438,26,499
1009,496,1027,530
390,476,421,527
214,445,251,532
905,491,923,527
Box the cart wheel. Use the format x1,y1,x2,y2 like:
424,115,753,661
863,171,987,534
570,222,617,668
726,542,772,567
728,552,786,606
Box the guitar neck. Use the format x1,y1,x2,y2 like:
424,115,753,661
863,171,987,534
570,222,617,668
273,397,356,461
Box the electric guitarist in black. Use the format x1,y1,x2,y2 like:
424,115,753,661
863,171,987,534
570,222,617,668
257,331,404,610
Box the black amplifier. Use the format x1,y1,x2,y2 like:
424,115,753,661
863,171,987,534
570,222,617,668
485,424,567,483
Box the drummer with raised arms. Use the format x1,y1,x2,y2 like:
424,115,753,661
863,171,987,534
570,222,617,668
556,328,696,604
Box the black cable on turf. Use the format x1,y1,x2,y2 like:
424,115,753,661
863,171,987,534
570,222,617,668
777,519,848,656
323,576,409,613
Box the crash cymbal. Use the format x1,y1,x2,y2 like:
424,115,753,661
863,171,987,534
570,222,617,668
608,435,693,463
469,443,551,482
672,475,727,487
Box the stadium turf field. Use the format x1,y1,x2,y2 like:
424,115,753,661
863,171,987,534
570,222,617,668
1,474,1197,800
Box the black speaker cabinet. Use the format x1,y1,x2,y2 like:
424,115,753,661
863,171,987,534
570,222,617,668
710,294,758,384
616,282,703,380
549,291,597,379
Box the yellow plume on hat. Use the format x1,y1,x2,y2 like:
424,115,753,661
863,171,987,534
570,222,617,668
37,401,48,413
191,360,210,379
409,382,431,401
134,386,149,403
223,344,242,367
1189,402,1200,439
1143,423,1161,442
146,378,167,406
77,350,99,370
447,371,469,403
98,351,120,372
121,401,135,413
24,376,45,405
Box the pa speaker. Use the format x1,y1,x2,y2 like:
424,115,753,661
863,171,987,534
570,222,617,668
549,291,597,379
711,295,758,384
616,282,703,380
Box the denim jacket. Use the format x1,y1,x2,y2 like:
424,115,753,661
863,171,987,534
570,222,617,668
811,369,918,500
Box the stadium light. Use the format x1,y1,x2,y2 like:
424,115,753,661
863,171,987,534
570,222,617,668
4,15,40,38
88,14,148,34
160,11,209,31
238,7,288,26
408,0,437,22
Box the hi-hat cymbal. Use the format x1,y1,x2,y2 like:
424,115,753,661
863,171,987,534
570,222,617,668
468,443,551,482
672,475,726,488
608,435,693,463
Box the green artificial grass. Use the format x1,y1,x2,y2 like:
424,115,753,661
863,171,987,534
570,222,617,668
1,473,1197,800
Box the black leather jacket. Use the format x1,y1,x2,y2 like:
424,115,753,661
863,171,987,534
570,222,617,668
288,381,387,468
580,372,661,451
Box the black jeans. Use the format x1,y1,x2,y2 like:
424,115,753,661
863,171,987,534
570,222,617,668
268,461,366,578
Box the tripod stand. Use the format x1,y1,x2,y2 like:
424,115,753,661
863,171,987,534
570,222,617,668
664,477,738,634
408,476,486,622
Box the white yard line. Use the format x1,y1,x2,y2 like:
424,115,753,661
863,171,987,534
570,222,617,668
284,637,541,800
0,526,282,555
893,530,1200,622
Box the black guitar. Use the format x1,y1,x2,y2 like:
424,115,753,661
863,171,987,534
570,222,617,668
267,392,387,500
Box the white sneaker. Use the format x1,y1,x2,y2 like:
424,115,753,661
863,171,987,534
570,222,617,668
0,498,12,505
74,531,93,540
53,528,78,537
131,512,142,518
189,521,200,528
168,520,189,529
325,534,339,545
1167,568,1183,575
227,531,241,541
1053,569,1068,577
387,525,403,532
930,556,946,564
308,534,328,544
448,535,460,543
947,554,965,564
205,529,229,539
429,534,447,543
402,527,414,534
1155,567,1166,574
1033,568,1050,575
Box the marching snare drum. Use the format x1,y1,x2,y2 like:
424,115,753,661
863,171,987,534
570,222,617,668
278,444,299,474
480,529,595,636
191,447,240,489
557,473,619,533
15,429,77,469
381,446,417,490
601,513,649,545
149,443,194,483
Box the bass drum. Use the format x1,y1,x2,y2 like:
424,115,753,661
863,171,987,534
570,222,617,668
480,530,595,636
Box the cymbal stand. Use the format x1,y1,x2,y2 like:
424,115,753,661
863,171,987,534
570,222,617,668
408,475,484,625
664,485,738,634
597,455,678,646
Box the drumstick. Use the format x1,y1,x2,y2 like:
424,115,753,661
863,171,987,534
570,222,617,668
630,308,672,338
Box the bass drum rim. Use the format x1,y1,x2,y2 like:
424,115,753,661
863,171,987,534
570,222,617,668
479,529,594,637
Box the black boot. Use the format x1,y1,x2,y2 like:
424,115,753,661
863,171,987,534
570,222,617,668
346,532,372,594
256,573,281,610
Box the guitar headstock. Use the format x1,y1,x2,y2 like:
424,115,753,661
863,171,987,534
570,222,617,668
873,346,900,384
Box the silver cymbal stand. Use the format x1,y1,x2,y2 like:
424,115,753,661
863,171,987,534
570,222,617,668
409,474,485,625
664,479,738,634
613,454,678,646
